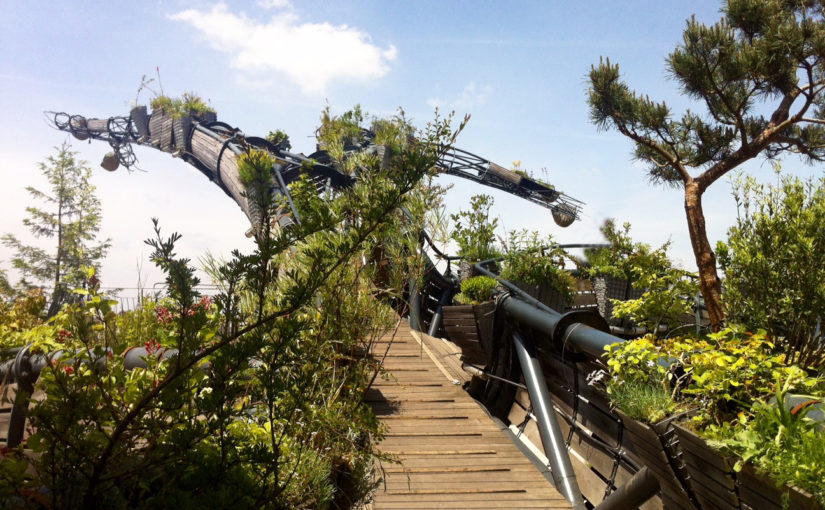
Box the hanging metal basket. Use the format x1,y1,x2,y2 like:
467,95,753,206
100,152,119,171
552,203,576,227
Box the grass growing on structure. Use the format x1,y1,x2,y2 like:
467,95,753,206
149,92,215,118
607,380,676,423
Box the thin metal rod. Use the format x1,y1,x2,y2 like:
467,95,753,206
512,330,587,510
595,466,659,510
460,362,527,390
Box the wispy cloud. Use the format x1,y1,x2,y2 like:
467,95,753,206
169,3,397,95
426,82,492,112
257,0,292,9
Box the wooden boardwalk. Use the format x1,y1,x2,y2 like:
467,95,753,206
366,322,571,509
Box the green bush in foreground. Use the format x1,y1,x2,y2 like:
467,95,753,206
0,107,462,509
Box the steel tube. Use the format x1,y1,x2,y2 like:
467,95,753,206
427,287,453,337
512,330,586,510
501,296,618,359
595,466,659,510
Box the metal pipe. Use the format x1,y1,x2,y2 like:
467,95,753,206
512,330,587,510
595,466,660,510
427,287,453,337
408,279,422,332
7,347,36,447
500,296,618,359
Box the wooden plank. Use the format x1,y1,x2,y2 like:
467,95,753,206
369,321,571,509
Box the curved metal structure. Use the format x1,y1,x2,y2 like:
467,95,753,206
48,106,582,232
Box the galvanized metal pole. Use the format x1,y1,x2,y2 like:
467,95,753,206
500,295,618,359
595,467,660,510
427,287,452,337
512,330,587,510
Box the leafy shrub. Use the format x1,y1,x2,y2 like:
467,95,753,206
604,327,825,497
707,380,825,505
0,107,461,508
499,230,575,305
584,219,669,280
454,276,498,305
717,171,825,369
450,194,500,262
603,335,682,422
266,129,291,151
0,289,47,351
585,219,698,334
611,267,698,333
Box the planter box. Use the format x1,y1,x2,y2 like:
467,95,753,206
441,301,495,366
616,409,699,509
457,260,498,283
738,464,821,510
674,424,740,510
148,109,174,152
173,115,192,152
191,110,217,124
593,275,644,326
130,106,150,142
511,279,568,312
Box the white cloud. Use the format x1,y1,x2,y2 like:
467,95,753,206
169,3,397,95
257,0,292,9
426,82,492,112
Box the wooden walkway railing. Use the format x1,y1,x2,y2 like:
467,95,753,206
366,322,571,509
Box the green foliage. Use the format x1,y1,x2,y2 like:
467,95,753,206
605,325,825,496
0,106,462,508
1,142,111,317
588,3,825,185
604,326,825,427
611,267,698,333
450,194,500,262
499,230,576,304
266,129,291,151
588,1,825,324
0,289,48,351
685,327,824,427
584,219,667,280
150,92,215,119
604,335,681,422
318,105,368,174
707,380,825,505
585,219,696,333
610,380,677,423
454,276,497,305
717,170,825,369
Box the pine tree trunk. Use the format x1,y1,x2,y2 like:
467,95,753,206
684,182,723,329
47,200,64,318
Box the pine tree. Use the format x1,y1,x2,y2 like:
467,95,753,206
2,142,111,316
588,0,825,328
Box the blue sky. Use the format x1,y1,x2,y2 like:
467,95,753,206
1,1,816,297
